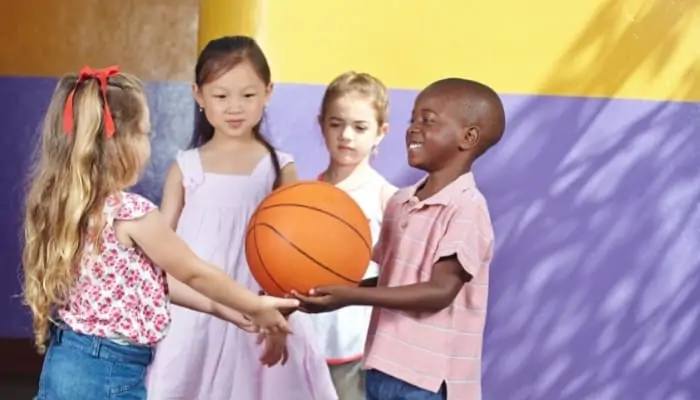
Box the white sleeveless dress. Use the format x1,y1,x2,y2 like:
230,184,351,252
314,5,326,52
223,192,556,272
310,169,393,364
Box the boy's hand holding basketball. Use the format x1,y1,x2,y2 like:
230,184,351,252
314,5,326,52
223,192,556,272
249,295,300,333
291,286,352,313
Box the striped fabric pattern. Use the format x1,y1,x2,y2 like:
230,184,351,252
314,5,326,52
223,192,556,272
365,172,494,400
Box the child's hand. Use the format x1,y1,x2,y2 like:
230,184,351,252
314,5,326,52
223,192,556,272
249,295,299,334
258,290,296,318
291,286,349,314
256,331,289,367
229,313,258,333
213,304,260,333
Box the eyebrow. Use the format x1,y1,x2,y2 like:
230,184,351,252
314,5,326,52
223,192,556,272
328,116,369,124
410,108,438,116
210,84,259,91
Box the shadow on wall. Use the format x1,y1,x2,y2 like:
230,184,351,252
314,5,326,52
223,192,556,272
2,1,699,398
477,1,700,399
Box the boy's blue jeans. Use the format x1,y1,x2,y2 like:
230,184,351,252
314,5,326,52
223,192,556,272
366,369,447,399
35,324,153,399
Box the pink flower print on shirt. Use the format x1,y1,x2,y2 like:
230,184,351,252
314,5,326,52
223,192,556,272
57,192,171,346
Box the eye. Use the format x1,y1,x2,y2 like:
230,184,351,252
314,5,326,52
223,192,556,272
244,93,256,98
355,125,368,133
214,95,226,99
328,122,342,128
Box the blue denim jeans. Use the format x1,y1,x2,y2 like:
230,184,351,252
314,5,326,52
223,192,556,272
365,369,447,400
35,325,153,400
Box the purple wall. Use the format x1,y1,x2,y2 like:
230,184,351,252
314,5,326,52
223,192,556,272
1,77,699,398
0,77,194,335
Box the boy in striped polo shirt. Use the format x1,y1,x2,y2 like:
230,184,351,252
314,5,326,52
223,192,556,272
295,77,506,400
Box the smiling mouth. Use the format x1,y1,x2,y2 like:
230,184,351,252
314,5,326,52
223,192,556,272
408,143,423,150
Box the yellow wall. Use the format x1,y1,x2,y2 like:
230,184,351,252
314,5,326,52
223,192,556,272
200,0,700,101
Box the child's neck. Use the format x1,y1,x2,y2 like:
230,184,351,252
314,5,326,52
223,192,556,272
417,163,472,200
207,131,257,151
321,160,374,191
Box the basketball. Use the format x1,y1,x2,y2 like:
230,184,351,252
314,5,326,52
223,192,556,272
245,181,372,297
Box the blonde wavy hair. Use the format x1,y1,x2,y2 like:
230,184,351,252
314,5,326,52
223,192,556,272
319,71,390,125
22,70,149,353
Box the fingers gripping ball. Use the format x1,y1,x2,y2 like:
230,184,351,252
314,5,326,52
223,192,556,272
245,181,372,297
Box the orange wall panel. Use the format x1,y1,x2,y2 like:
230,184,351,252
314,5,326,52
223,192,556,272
0,0,199,81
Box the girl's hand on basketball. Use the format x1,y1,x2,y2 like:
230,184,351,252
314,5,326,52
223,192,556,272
256,331,289,367
258,290,296,318
291,286,348,313
250,295,299,334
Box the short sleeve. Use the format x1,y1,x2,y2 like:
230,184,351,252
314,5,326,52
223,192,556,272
115,193,158,221
275,151,294,169
433,200,494,278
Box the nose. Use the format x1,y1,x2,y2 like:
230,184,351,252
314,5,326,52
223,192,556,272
339,126,355,141
225,98,244,114
407,123,420,135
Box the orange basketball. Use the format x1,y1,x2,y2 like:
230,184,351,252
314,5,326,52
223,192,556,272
245,181,372,297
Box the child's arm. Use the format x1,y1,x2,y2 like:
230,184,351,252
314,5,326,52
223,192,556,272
170,278,258,332
296,204,484,313
296,256,469,313
279,162,298,185
117,208,298,333
158,163,209,311
160,162,185,229
346,255,469,311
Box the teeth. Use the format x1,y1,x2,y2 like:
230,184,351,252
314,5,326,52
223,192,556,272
408,143,423,149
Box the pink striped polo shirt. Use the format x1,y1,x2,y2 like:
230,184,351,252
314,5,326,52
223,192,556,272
363,172,494,400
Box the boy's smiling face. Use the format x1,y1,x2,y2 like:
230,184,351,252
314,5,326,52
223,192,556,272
406,89,464,172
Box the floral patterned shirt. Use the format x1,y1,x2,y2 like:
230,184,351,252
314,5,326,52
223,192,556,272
58,192,171,346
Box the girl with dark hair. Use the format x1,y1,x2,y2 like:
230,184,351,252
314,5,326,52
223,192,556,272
146,36,337,400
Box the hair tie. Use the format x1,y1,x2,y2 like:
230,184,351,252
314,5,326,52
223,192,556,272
62,65,120,139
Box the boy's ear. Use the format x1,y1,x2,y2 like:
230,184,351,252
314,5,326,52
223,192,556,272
459,125,480,151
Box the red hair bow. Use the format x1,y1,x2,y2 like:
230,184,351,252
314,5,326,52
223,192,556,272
62,65,120,139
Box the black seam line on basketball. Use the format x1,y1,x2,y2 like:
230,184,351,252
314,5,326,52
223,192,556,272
247,181,320,256
251,215,287,295
263,181,309,201
256,222,361,284
252,226,286,294
257,203,372,252
262,180,337,207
